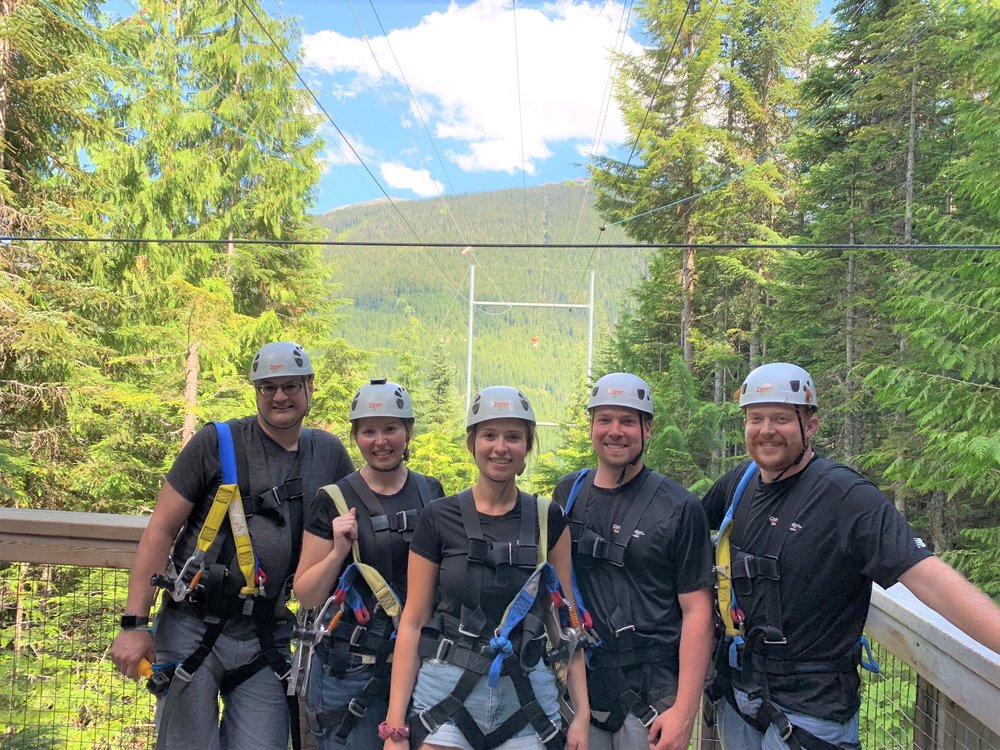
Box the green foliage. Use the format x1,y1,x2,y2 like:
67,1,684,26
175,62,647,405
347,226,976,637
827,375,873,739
863,251,1000,506
940,528,1000,600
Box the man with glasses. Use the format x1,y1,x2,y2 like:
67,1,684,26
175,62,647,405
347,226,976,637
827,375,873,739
111,341,355,750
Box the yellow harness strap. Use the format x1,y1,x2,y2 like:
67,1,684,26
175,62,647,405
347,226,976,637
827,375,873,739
537,495,550,565
715,523,739,638
322,483,403,617
714,461,759,639
196,482,259,597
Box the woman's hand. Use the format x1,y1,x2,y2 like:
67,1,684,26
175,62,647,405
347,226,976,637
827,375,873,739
566,710,590,750
331,506,358,558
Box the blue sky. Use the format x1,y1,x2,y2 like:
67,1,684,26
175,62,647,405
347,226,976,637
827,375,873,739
267,1,648,214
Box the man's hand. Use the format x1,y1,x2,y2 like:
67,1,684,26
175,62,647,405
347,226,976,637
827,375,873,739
647,704,696,750
110,628,155,680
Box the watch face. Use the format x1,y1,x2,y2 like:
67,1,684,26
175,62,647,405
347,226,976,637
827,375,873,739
120,615,149,628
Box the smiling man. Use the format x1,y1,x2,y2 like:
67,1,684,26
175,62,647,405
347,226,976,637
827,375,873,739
703,362,1000,750
553,373,715,750
110,341,355,750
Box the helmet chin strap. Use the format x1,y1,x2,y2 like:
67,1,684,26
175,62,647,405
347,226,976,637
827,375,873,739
484,474,517,503
366,445,409,474
616,428,646,487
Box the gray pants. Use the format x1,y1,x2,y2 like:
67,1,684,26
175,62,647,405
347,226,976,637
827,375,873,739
588,710,654,750
153,606,290,750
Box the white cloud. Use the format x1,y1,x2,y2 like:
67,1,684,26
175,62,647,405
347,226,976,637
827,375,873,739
380,161,446,197
317,124,374,172
301,1,640,176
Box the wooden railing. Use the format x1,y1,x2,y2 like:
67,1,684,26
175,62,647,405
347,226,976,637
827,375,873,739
1,508,999,749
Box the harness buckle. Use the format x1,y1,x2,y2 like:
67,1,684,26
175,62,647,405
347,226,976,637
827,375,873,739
347,698,366,718
614,624,636,637
777,718,794,741
173,665,194,684
435,638,454,661
537,722,561,743
350,625,368,647
590,537,607,559
268,486,282,508
418,708,439,733
638,705,659,728
393,511,409,532
763,635,788,646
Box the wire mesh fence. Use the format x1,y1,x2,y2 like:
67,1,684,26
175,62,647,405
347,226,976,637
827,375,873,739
2,561,998,749
1,563,155,750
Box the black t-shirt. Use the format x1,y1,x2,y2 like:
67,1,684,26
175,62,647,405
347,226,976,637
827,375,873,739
702,455,933,721
553,466,715,706
410,491,567,633
167,417,355,616
305,470,445,603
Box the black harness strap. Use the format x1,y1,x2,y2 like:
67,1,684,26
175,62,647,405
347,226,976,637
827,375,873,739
725,457,868,750
408,492,564,750
410,631,562,750
344,471,395,582
567,469,665,732
157,422,309,750
216,424,309,592
309,472,432,744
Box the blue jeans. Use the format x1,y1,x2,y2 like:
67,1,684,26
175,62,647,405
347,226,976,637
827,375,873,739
410,657,562,750
152,606,290,750
717,688,860,750
306,653,384,750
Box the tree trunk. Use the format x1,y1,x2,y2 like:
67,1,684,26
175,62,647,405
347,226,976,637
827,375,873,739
927,489,954,552
226,230,235,283
182,341,200,446
681,219,695,367
0,0,12,226
904,73,917,244
844,252,858,459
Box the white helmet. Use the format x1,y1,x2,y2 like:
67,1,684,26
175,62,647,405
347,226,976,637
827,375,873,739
588,373,653,417
739,363,817,409
467,386,535,429
250,342,313,381
349,379,413,421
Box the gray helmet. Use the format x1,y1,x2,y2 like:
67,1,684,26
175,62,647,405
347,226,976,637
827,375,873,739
349,378,413,421
250,341,313,381
467,386,535,429
588,373,653,417
739,363,818,409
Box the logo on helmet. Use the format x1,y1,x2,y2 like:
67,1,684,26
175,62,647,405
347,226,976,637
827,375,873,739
491,400,512,410
269,363,285,372
368,401,384,410
608,388,625,396
755,385,773,394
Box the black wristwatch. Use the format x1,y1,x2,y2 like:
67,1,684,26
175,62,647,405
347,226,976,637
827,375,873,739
120,615,151,630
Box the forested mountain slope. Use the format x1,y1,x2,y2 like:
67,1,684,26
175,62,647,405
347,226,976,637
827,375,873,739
318,181,650,422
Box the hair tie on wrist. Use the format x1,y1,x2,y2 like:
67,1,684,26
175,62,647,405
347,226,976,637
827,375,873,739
378,722,409,741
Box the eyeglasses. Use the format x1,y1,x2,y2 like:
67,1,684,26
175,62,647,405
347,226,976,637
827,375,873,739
255,382,305,397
